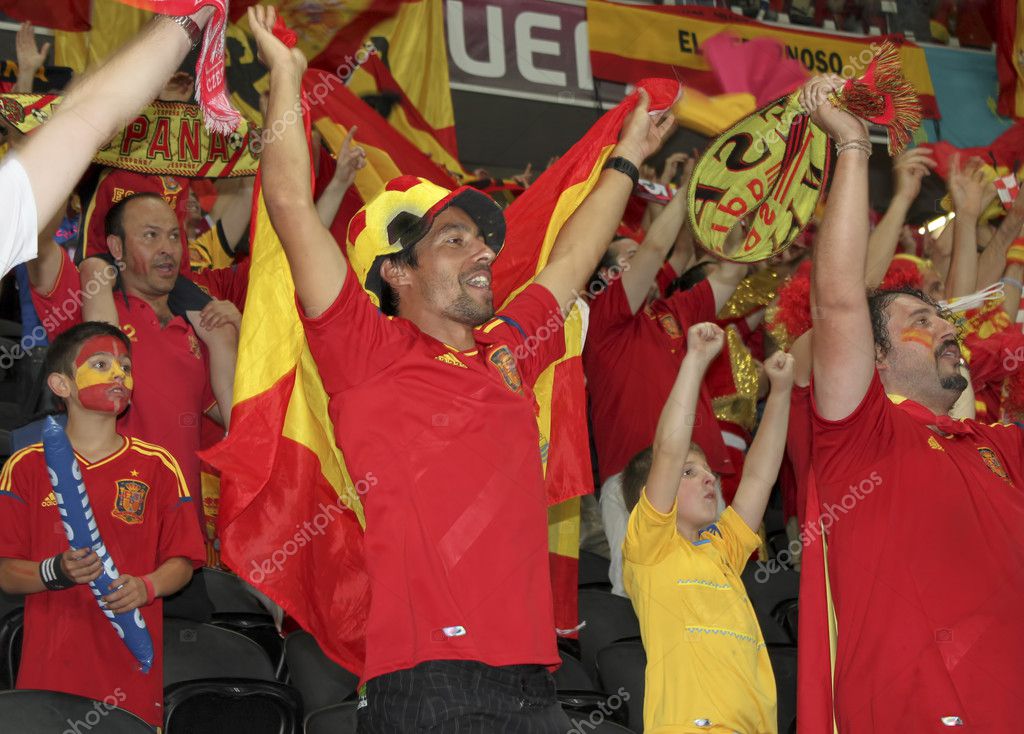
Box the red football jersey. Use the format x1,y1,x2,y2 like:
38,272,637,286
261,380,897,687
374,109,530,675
0,436,206,725
301,271,565,683
30,256,214,526
584,278,733,483
812,372,1024,731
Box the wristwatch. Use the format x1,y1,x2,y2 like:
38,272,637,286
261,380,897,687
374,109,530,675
166,15,203,51
603,156,640,187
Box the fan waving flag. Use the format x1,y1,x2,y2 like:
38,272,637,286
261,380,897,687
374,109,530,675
494,78,682,633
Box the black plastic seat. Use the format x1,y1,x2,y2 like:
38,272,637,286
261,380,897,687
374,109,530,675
0,689,152,732
577,589,640,682
304,701,359,734
163,678,302,734
595,639,646,733
282,630,359,711
163,618,275,687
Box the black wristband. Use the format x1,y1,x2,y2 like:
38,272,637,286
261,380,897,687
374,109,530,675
40,553,75,591
603,156,640,188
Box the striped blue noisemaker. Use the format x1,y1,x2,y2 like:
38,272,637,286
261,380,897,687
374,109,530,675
42,417,154,673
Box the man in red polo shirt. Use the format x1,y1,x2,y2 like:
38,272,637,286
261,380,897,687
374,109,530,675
251,5,674,731
0,321,205,727
584,196,747,487
805,75,1024,732
26,193,239,534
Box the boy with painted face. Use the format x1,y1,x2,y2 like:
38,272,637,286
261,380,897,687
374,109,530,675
623,322,793,734
0,321,205,727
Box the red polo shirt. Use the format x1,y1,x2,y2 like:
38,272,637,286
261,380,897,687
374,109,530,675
583,278,733,483
301,270,565,683
812,372,1024,732
30,255,213,527
0,437,206,726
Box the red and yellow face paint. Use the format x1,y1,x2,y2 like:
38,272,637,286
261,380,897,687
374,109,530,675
73,335,132,414
900,327,934,350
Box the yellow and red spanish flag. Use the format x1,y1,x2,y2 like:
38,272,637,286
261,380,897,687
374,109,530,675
344,0,467,180
494,78,682,632
203,174,371,673
586,0,938,119
303,66,457,243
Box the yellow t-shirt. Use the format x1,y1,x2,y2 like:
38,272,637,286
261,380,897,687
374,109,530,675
623,494,776,734
189,220,234,272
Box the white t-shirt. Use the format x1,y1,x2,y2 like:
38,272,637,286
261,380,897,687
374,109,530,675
0,156,38,278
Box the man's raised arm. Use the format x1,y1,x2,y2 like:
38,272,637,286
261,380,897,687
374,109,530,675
805,75,875,421
534,90,675,312
249,5,346,319
17,7,213,234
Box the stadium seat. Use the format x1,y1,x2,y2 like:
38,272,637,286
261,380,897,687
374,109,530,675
595,639,646,733
0,689,152,732
768,643,798,734
553,649,597,692
163,678,302,734
163,618,275,687
282,630,359,711
209,612,284,678
200,567,269,615
0,607,22,690
577,589,640,682
773,598,799,644
578,549,612,589
741,565,800,645
304,701,358,734
563,708,635,734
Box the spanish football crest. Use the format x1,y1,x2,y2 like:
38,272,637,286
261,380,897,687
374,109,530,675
187,332,202,360
112,479,150,524
488,345,523,394
649,309,682,339
977,447,1010,482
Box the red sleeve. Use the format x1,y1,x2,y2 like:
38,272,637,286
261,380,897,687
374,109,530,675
966,330,1024,387
189,259,250,313
655,260,678,297
0,452,37,560
481,283,565,388
662,278,715,328
154,458,207,569
299,267,414,395
30,251,83,340
810,371,894,504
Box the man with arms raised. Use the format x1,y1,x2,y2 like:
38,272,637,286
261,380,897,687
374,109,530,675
249,5,673,732
807,74,1024,731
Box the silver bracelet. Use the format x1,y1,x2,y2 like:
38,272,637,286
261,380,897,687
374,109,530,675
165,15,202,51
1000,276,1023,291
835,139,872,158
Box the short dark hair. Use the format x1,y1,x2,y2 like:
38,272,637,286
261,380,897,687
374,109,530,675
621,447,653,514
43,322,131,411
104,192,166,241
621,442,707,513
866,286,956,357
378,243,420,317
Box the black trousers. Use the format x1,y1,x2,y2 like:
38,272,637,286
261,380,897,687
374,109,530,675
357,660,572,733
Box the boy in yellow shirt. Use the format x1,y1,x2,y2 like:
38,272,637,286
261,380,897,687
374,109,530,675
623,322,793,733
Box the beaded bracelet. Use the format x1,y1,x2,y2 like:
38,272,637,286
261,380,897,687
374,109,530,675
835,139,872,158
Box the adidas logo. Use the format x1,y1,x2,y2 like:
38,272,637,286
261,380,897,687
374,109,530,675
435,353,467,369
927,436,945,452
41,491,56,507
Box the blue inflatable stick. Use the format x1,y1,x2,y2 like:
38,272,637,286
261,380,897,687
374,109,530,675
41,417,154,673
